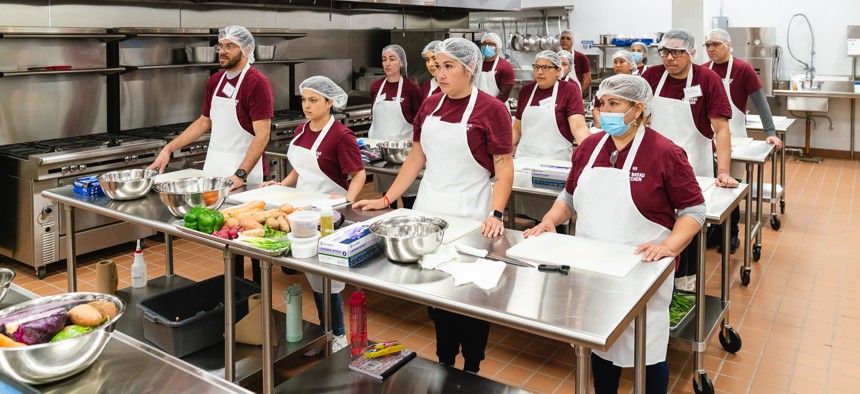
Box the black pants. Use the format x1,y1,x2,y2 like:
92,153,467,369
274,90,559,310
387,194,416,210
429,307,490,373
591,353,669,394
233,255,261,285
675,233,699,278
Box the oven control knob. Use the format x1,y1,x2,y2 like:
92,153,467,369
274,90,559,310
61,166,69,174
202,144,208,152
191,146,198,153
124,156,130,163
69,165,77,173
131,155,138,161
43,205,53,215
78,164,86,171
270,159,278,166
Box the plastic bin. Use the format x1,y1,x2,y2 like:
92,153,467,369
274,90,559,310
137,275,260,357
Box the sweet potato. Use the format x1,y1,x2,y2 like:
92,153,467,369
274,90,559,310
277,216,290,233
219,200,265,218
279,203,294,215
68,304,104,327
239,218,263,230
88,301,117,320
265,217,280,230
0,333,24,347
224,217,240,228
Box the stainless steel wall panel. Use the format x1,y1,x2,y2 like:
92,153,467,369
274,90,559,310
49,1,181,28
119,68,210,129
180,5,279,29
293,59,353,95
276,10,350,30
120,38,212,66
0,38,105,71
252,63,292,110
0,1,50,27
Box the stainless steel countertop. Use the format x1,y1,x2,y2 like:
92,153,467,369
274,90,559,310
774,89,860,99
731,140,776,164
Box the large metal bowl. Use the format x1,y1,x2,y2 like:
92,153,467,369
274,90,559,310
97,169,157,201
0,293,125,384
153,177,232,217
377,141,412,164
0,269,15,304
369,216,448,263
184,45,216,63
255,45,275,61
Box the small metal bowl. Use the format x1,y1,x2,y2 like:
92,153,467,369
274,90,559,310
0,293,125,385
153,177,232,217
97,169,157,201
0,268,15,304
255,45,275,61
377,141,413,164
370,216,448,263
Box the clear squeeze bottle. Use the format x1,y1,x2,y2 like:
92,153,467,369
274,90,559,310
131,239,147,288
319,206,335,238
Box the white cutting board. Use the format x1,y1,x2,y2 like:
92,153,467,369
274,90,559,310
513,157,572,173
506,232,642,277
152,169,211,184
228,185,332,208
361,208,482,244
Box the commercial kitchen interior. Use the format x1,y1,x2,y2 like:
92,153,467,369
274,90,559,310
2,0,860,393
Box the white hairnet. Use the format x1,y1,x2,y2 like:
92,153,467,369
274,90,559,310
219,25,255,64
705,28,733,53
382,44,408,76
481,32,503,49
299,76,349,110
435,37,481,76
422,40,442,58
596,74,654,116
612,50,638,72
560,30,574,39
557,50,574,66
630,41,648,53
659,28,696,57
535,50,561,69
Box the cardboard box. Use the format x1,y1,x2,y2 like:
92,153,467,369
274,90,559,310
318,223,382,267
73,176,103,195
531,164,570,189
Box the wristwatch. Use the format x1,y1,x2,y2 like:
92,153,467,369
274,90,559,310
489,210,504,222
234,168,248,182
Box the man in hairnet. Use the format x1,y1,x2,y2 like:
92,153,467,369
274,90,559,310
703,27,783,254
560,30,592,91
641,28,735,291
148,25,273,284
476,32,515,103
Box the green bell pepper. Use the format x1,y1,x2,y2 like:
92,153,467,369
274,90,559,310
50,325,93,342
183,206,209,231
197,209,217,234
211,209,225,230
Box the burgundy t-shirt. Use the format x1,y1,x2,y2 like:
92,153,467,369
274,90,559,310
421,78,441,98
565,128,704,230
573,50,591,85
291,120,365,191
412,90,513,177
480,57,515,98
370,77,424,125
702,57,763,114
641,64,732,139
514,81,584,143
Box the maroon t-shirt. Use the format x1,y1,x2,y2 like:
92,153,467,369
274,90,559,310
514,81,584,143
573,50,591,85
565,128,704,230
370,77,424,125
291,120,365,191
641,64,732,139
702,57,763,114
480,57,515,100
412,90,513,177
421,78,441,98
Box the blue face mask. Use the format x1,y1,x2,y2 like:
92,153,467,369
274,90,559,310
599,107,636,136
481,45,496,59
631,52,644,63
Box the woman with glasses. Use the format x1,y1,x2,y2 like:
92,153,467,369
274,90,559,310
475,33,515,103
592,50,638,128
512,50,589,225
557,50,581,88
630,41,649,75
354,37,514,373
524,75,705,394
420,40,443,98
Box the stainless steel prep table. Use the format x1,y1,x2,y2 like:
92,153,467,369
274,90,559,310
731,140,777,279
743,116,796,231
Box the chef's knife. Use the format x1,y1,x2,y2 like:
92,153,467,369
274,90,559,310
454,244,533,268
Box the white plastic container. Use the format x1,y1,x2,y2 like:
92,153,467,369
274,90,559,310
288,231,320,258
131,239,147,288
288,211,321,238
854,81,860,94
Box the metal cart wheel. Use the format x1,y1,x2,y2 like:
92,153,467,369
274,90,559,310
740,267,751,286
693,372,715,394
780,200,785,214
770,215,781,231
36,266,47,280
719,327,743,353
753,245,762,261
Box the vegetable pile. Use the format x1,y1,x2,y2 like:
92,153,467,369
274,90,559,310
183,206,225,235
669,292,695,326
0,301,118,347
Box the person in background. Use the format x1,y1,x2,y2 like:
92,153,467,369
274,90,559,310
641,28,736,291
560,30,592,91
524,75,704,394
354,37,514,373
147,25,272,284
630,41,649,76
368,44,423,209
703,28,783,254
592,50,638,128
421,40,443,98
259,76,365,354
557,49,582,88
475,32,515,103
512,50,588,227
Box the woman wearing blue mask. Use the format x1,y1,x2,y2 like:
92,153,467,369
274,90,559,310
474,32,515,104
630,41,649,75
524,74,704,394
592,50,638,128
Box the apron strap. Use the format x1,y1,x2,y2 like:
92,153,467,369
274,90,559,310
584,133,611,169
310,116,336,152
375,77,404,101
655,67,694,95
707,56,734,84
490,57,499,72
621,125,647,173
211,63,251,102
525,81,559,107
429,86,479,126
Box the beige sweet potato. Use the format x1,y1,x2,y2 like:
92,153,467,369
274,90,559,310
265,217,280,230
88,301,117,320
239,218,263,230
225,217,240,228
279,203,294,215
68,304,104,327
277,216,290,233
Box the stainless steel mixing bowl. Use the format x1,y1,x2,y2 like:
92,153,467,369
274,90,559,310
0,293,125,384
369,216,448,263
0,269,15,304
153,177,232,217
97,169,158,200
377,141,413,164
254,45,275,61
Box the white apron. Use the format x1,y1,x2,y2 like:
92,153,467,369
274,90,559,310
368,77,420,197
426,78,440,98
572,128,673,367
475,57,500,97
562,73,582,89
204,64,264,184
650,68,714,178
514,81,574,219
287,116,346,294
709,57,748,178
413,86,492,222
635,64,648,76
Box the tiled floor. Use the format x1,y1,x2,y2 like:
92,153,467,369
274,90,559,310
3,156,859,393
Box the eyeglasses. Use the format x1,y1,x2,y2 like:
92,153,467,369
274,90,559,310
215,43,240,52
532,64,558,71
482,43,497,48
703,42,724,49
659,48,687,58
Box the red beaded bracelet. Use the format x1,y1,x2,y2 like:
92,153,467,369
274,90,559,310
383,195,390,206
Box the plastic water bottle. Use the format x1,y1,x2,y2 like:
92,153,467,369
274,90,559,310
130,239,147,288
284,284,303,343
320,206,334,238
349,291,367,355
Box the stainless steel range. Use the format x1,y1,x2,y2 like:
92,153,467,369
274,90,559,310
0,134,165,278
123,122,208,171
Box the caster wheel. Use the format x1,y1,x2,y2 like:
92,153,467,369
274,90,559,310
753,245,761,261
780,200,785,214
36,266,47,280
693,372,714,394
740,268,751,286
719,327,743,353
770,215,781,231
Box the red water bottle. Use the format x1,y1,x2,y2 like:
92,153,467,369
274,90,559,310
349,291,367,355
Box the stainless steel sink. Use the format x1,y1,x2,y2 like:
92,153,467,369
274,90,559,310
788,96,829,112
778,77,858,112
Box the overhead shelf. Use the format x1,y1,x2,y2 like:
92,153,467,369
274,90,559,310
252,59,307,66
0,67,126,77
121,63,219,72
112,27,215,40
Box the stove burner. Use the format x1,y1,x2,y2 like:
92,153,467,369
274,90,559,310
0,133,149,160
272,109,306,121
106,138,121,147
